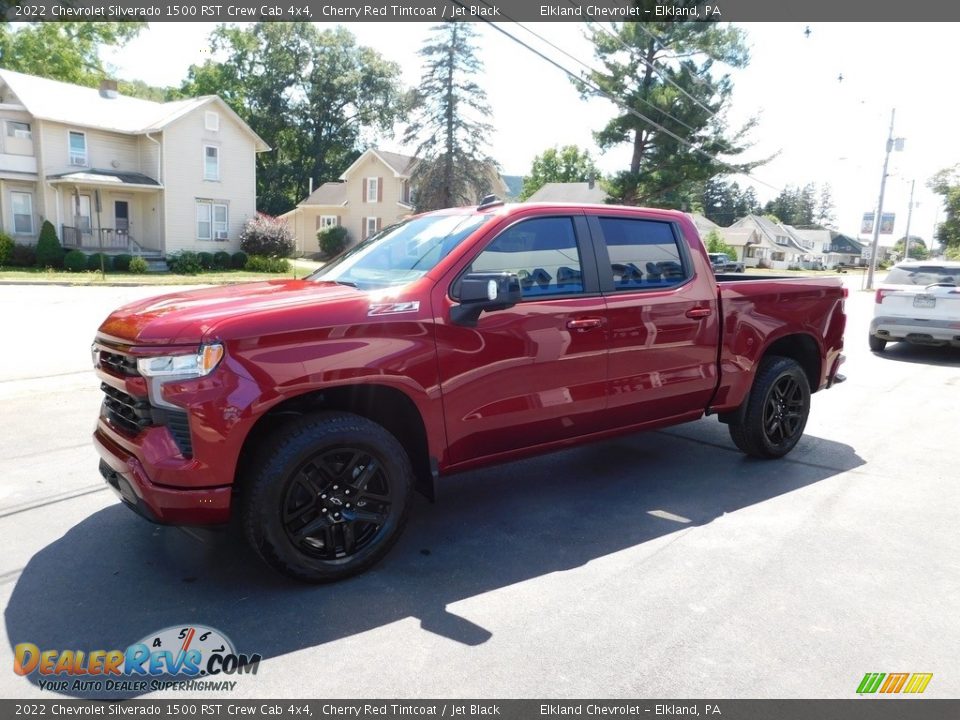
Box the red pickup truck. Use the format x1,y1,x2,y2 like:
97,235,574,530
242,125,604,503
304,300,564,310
92,201,846,582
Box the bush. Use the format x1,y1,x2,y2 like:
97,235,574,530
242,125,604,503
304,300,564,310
245,254,291,273
239,213,295,258
128,256,148,274
703,230,739,260
0,231,13,266
231,251,248,269
7,244,36,267
167,251,203,275
35,220,63,268
198,251,215,270
64,250,88,272
113,254,133,272
86,253,112,271
213,251,231,270
318,225,348,259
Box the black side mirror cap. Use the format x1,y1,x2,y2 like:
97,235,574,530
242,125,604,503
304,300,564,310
451,272,523,326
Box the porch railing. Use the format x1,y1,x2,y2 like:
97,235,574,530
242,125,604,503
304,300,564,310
61,226,159,254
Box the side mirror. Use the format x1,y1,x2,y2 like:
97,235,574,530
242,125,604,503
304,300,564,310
451,272,523,326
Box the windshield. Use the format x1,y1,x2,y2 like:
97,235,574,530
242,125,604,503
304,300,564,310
310,213,491,290
884,265,960,286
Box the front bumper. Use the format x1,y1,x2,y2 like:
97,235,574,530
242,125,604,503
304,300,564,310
871,316,960,346
94,425,232,525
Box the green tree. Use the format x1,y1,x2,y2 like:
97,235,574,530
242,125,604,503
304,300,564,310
183,23,404,215
0,22,144,86
894,236,929,261
764,183,820,227
929,165,960,254
703,229,738,259
519,145,600,200
700,178,761,226
579,16,762,208
403,23,494,211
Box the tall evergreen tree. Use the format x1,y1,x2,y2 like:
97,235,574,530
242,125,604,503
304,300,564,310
579,16,762,208
403,23,495,212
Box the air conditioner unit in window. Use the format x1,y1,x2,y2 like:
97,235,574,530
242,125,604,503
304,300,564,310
215,231,229,240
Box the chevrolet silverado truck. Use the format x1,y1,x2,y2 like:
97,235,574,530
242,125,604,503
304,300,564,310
92,201,847,582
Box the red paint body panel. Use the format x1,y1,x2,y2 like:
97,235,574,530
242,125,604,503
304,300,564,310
90,203,846,526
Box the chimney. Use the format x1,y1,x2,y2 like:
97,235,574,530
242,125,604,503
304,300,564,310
587,172,595,190
99,79,119,99
309,177,313,195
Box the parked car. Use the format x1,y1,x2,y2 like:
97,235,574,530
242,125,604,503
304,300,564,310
92,202,847,582
869,261,960,351
708,252,746,273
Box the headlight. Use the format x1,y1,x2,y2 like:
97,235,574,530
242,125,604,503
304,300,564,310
137,344,224,378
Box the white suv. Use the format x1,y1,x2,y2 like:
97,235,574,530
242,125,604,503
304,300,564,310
870,261,960,351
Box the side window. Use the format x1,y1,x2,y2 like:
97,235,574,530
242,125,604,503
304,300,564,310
470,217,583,298
598,217,687,290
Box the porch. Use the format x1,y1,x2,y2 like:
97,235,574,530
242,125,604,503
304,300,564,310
61,226,161,256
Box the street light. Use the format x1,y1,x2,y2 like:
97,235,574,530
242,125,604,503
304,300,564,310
865,108,905,290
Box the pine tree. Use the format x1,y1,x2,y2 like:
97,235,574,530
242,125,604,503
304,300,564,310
403,23,495,211
579,18,763,208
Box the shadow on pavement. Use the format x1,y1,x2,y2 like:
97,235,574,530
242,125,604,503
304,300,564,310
874,342,960,366
6,423,864,698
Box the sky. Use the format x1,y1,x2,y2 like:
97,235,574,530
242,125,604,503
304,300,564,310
102,21,959,247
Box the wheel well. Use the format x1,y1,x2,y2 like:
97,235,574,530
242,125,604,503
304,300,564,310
764,334,821,391
236,384,432,498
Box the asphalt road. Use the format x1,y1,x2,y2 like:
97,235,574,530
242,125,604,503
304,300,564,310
1,277,957,700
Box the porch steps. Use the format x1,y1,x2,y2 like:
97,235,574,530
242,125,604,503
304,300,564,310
145,258,169,273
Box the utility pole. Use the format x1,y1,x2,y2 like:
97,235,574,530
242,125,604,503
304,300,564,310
902,179,916,261
866,109,899,291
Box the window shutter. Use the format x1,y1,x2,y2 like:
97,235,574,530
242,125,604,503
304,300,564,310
377,177,383,202
361,219,366,240
361,179,366,204
376,218,382,231
336,216,341,226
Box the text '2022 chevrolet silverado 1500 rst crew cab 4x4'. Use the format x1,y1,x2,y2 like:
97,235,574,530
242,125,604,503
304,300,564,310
92,201,847,582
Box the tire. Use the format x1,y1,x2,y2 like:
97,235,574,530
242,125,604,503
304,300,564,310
240,412,413,583
728,356,811,459
868,334,887,352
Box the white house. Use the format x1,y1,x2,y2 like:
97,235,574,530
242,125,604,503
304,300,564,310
0,69,269,257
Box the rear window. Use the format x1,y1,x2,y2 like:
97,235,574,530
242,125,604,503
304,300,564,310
884,265,960,286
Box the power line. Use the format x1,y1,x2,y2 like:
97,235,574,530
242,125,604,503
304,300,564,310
459,2,781,193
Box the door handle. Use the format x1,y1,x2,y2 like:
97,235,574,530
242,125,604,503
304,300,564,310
567,317,604,330
685,307,712,319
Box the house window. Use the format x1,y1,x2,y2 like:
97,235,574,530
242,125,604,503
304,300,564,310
204,145,220,181
772,251,786,261
68,131,87,166
366,177,379,203
6,121,31,139
316,215,338,230
204,111,220,132
196,201,229,240
11,191,33,234
74,194,92,231
364,217,379,238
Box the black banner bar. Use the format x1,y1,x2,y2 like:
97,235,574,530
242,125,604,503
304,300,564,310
1,700,959,720
2,0,959,22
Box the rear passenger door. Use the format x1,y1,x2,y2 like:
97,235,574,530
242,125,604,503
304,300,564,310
433,212,609,465
587,212,720,428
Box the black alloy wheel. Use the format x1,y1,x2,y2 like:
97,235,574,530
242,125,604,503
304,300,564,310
729,356,811,459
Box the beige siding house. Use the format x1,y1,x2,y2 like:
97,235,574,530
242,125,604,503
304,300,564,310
282,148,508,255
0,69,268,258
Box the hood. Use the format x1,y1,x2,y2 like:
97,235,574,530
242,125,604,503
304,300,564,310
97,280,365,345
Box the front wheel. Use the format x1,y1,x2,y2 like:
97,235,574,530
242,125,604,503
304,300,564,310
240,412,413,582
728,356,811,459
868,334,887,352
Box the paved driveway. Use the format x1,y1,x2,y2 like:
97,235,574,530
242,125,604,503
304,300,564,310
0,279,957,699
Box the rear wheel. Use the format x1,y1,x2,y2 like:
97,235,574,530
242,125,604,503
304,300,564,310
729,356,811,459
240,412,413,582
868,334,887,352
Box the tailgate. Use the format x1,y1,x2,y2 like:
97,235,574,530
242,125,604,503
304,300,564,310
877,285,960,321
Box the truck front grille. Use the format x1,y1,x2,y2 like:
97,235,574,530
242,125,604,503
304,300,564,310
101,382,152,436
99,350,140,377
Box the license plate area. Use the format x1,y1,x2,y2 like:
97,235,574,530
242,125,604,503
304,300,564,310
913,295,936,309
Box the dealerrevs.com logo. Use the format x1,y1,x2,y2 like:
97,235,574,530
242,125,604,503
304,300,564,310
857,672,933,695
14,625,261,694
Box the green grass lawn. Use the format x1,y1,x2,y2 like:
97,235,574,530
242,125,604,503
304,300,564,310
0,258,323,286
